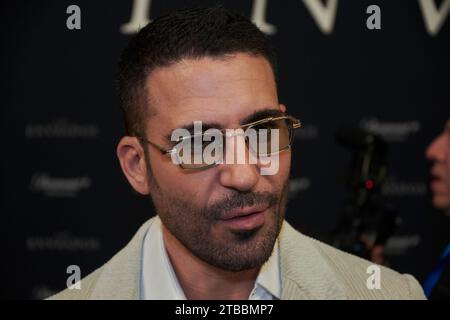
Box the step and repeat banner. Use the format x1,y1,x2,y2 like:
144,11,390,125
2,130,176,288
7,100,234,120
1,0,449,299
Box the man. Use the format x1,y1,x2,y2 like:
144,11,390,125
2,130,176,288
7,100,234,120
423,118,450,299
50,5,424,300
426,119,450,215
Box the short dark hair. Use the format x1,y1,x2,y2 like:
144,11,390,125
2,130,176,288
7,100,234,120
117,4,278,136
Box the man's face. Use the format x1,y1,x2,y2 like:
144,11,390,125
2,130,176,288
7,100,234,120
426,119,450,214
143,53,291,272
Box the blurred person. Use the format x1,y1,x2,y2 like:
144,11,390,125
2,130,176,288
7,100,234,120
423,118,450,299
49,5,424,300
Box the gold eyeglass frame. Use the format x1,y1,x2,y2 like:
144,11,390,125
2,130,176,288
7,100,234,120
136,115,301,170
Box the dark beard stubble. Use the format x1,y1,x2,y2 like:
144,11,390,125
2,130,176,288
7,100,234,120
145,152,289,272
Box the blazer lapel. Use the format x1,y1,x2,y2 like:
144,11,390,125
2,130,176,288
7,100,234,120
279,221,348,300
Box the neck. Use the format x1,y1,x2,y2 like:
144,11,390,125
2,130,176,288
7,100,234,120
161,224,260,300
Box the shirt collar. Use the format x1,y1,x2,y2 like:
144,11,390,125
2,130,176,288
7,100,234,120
141,216,186,299
141,216,281,300
253,237,281,299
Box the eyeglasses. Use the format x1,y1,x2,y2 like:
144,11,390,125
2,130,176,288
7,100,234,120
137,115,301,170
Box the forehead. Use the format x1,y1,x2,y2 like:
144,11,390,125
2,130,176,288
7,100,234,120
145,53,278,132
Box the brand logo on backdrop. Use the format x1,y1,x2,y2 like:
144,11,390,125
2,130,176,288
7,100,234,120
383,234,421,255
360,233,421,255
30,173,92,197
26,233,101,252
117,0,449,36
289,177,311,198
25,118,99,139
381,177,427,196
359,117,420,142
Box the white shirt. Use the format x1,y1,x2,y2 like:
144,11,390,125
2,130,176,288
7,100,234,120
140,216,281,300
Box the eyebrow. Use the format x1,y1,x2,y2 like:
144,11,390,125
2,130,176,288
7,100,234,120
164,107,284,142
165,122,222,142
239,108,285,125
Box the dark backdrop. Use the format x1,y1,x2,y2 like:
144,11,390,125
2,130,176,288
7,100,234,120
1,0,449,299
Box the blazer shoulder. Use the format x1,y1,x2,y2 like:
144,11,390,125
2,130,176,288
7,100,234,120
310,236,426,299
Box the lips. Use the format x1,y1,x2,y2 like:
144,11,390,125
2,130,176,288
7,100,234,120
430,166,446,184
219,204,270,220
431,175,441,182
218,204,269,231
431,175,441,184
429,167,450,194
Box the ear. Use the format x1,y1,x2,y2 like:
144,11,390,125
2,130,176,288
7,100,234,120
116,136,150,195
279,103,287,113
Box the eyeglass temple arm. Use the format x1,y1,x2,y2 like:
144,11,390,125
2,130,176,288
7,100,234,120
239,115,302,130
292,120,301,129
137,136,174,155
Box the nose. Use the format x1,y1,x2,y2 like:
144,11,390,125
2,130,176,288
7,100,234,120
219,162,259,192
426,133,446,162
218,134,259,192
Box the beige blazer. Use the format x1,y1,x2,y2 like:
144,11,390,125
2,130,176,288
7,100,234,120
49,217,425,300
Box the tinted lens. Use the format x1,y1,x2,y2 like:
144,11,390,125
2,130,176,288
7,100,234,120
248,118,292,155
177,117,296,169
179,133,222,169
